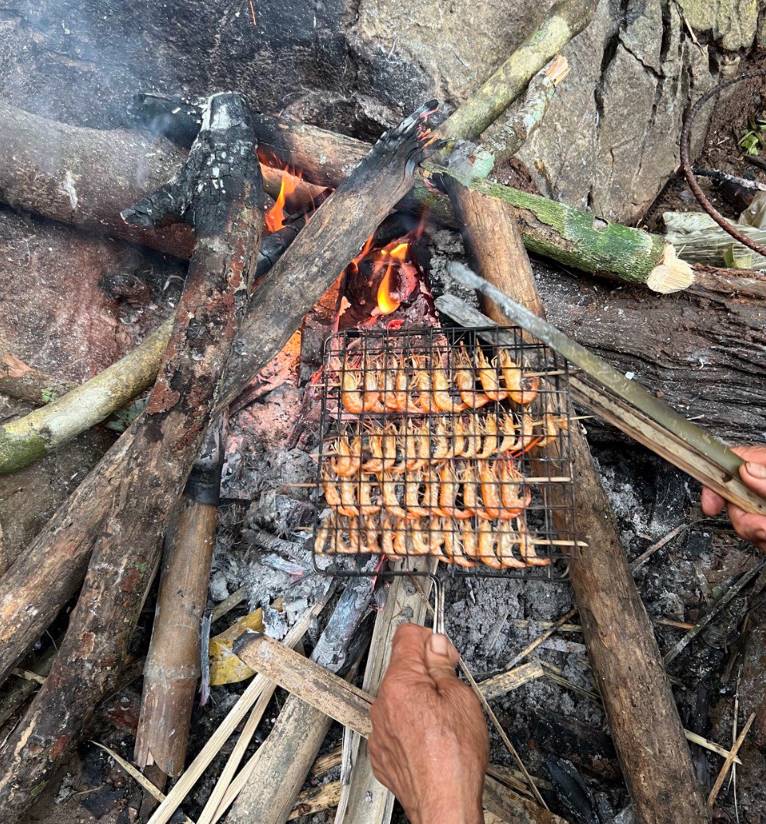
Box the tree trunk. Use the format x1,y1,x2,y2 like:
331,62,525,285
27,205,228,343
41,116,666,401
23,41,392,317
446,177,709,824
0,92,263,822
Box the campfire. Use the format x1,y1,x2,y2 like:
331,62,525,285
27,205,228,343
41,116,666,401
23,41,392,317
1,5,766,824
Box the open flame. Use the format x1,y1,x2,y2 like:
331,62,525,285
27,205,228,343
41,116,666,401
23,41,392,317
375,241,411,315
264,170,301,233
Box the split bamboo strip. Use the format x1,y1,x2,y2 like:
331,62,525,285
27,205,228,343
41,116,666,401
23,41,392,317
707,713,755,807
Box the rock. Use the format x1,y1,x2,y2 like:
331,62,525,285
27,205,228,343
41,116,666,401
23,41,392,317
678,0,762,51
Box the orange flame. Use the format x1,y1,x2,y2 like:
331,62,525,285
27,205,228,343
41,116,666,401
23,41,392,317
264,171,301,233
375,241,410,315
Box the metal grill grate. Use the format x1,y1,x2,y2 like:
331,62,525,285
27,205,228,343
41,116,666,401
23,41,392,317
312,325,584,579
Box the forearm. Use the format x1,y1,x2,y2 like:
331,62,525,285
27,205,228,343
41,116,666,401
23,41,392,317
408,784,484,824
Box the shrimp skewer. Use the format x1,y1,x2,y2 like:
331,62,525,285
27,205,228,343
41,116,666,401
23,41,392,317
475,349,506,401
516,517,551,567
454,345,491,408
498,349,540,406
477,519,502,569
496,519,526,568
498,459,531,519
478,461,502,520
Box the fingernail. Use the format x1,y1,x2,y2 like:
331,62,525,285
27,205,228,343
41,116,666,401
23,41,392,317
428,633,449,656
745,462,766,479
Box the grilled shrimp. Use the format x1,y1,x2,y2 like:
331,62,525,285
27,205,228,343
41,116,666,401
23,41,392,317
498,349,540,406
339,476,359,517
358,473,381,515
322,468,343,510
431,419,451,461
477,518,502,569
384,424,407,473
497,411,520,455
454,346,491,408
335,518,361,553
475,348,506,401
331,435,362,477
409,522,431,555
314,517,331,554
462,519,480,560
516,517,551,567
340,369,365,415
363,368,385,413
442,519,475,568
462,415,481,459
362,429,384,473
362,516,382,554
439,463,472,520
392,518,409,556
495,519,526,568
479,461,502,520
405,420,430,471
513,413,538,455
461,463,479,515
404,469,430,517
381,513,396,558
423,465,441,511
412,368,434,413
381,472,408,518
477,416,498,459
433,366,466,413
452,417,467,458
498,459,531,519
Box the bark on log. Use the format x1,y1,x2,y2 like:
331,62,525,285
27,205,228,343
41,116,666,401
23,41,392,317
0,353,76,406
445,177,709,823
0,93,264,821
226,577,374,824
133,422,223,777
0,102,318,259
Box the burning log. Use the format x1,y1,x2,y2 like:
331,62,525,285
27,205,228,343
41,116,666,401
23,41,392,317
224,576,374,824
0,92,264,820
133,421,224,778
0,102,319,259
442,169,709,823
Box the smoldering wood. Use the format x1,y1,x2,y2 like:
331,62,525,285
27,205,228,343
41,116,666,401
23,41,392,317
226,576,374,824
233,631,568,824
443,176,710,824
217,101,436,407
0,93,264,821
0,102,319,259
134,422,224,777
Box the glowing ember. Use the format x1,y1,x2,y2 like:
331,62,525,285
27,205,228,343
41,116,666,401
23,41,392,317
264,171,301,233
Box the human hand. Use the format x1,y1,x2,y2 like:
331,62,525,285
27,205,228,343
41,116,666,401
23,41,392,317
701,446,766,551
369,624,488,824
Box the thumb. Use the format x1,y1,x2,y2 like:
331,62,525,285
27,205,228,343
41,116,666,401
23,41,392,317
740,461,766,498
424,633,460,690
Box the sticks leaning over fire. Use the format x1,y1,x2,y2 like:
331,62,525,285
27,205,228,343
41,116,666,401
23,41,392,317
0,92,265,821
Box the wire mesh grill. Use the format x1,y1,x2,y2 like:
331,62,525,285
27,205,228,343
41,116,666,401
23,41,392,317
313,325,584,579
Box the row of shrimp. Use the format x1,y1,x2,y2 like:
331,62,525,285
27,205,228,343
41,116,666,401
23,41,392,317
331,343,542,417
327,410,565,481
314,511,551,569
321,457,532,523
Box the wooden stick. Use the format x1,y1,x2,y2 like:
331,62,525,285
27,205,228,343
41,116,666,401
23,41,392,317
0,319,172,474
707,713,755,807
288,781,342,821
225,576,374,824
0,352,76,406
134,422,224,777
478,661,546,701
0,93,264,820
444,172,709,823
146,599,327,824
436,0,595,141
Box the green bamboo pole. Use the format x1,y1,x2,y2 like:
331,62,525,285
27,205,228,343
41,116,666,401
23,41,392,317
436,164,695,292
437,0,596,141
0,318,172,474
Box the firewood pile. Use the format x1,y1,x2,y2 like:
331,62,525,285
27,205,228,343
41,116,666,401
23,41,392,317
1,2,766,824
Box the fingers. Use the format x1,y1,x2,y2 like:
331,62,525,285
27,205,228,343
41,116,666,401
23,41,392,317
727,504,766,550
385,624,431,681
731,445,766,464
740,460,766,498
423,632,460,692
701,485,726,516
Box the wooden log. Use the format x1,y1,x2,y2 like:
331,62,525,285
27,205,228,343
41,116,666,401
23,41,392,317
0,319,172,474
0,93,264,821
0,353,75,406
664,210,766,270
225,576,374,824
234,633,568,824
133,422,224,777
0,102,319,259
444,175,709,823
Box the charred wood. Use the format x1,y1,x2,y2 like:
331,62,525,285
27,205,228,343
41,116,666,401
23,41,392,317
0,92,263,821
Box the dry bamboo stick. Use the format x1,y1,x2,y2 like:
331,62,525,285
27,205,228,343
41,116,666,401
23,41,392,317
707,713,755,807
